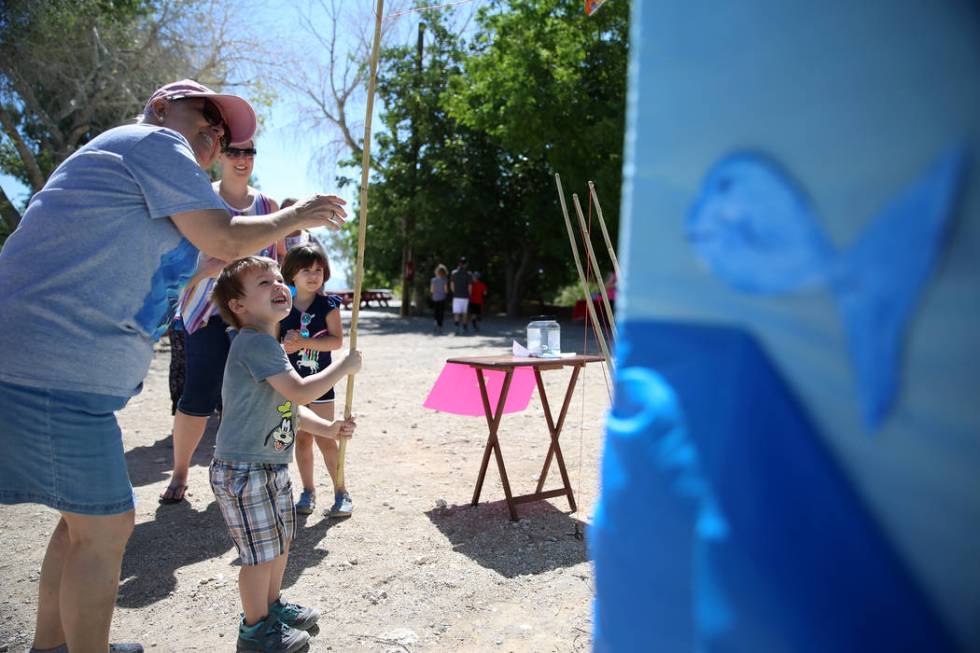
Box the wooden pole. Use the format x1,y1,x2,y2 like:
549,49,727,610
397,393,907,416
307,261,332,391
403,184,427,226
587,181,621,280
572,193,617,337
338,0,384,488
555,173,614,381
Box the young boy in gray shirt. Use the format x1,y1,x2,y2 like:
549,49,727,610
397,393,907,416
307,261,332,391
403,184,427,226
209,256,361,653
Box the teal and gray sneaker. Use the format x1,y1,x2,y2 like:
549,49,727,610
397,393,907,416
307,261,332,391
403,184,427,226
295,489,315,515
270,597,320,632
237,614,310,653
327,490,353,518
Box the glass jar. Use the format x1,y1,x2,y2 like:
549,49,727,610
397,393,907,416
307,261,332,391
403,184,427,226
527,317,561,358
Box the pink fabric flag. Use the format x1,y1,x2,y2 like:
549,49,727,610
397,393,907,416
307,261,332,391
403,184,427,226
423,363,536,416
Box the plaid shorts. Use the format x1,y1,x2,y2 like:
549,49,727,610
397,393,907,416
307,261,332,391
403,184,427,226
210,460,296,566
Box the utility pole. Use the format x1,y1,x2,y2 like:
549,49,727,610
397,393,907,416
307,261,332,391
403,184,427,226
400,21,425,316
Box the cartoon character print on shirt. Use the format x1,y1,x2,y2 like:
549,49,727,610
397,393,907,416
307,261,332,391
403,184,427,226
297,311,321,373
265,401,297,451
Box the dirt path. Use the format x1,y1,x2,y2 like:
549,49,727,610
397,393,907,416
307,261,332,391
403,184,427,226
0,309,610,652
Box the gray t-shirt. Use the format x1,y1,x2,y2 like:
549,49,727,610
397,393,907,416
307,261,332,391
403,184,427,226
0,123,226,397
451,267,471,297
214,328,298,465
431,276,448,301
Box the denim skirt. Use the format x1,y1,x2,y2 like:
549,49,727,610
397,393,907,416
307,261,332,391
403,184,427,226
0,379,135,515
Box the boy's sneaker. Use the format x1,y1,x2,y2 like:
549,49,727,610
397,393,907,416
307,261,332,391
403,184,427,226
295,489,315,515
237,615,309,653
327,490,353,518
270,597,320,631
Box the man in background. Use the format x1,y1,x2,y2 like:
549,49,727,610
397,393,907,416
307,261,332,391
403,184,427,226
450,257,472,334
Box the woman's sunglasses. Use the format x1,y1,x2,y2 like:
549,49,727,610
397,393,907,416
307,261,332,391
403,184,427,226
224,146,257,159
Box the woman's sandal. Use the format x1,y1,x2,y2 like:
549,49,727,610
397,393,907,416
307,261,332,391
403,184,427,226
158,484,187,504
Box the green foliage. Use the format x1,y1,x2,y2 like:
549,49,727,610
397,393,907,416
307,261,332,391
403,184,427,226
0,0,275,204
342,0,629,315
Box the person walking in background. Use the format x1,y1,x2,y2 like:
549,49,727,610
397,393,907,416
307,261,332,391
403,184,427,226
450,257,472,335
430,264,449,334
468,271,488,333
159,137,284,505
0,79,346,653
279,245,351,519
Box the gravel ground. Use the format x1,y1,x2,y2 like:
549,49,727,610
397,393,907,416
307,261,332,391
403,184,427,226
0,307,610,652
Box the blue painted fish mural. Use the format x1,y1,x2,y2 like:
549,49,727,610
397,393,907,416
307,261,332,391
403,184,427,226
686,147,968,428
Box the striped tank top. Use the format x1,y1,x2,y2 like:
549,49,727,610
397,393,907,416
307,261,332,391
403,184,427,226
177,190,278,334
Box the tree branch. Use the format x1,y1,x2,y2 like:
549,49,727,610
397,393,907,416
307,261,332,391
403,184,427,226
0,103,46,192
0,183,23,231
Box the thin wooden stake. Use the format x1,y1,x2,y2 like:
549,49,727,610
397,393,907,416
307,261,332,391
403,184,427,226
338,0,384,488
555,173,614,386
587,181,621,280
572,193,617,337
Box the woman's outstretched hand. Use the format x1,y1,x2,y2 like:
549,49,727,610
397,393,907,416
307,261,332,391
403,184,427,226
292,194,348,231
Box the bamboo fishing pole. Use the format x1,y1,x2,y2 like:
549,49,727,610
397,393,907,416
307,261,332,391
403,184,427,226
338,0,384,488
587,181,621,280
572,193,616,337
555,173,615,382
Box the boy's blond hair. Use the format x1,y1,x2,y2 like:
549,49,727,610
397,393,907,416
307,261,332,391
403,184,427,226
211,256,279,328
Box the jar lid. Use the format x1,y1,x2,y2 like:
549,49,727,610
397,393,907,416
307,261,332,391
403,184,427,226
530,315,556,322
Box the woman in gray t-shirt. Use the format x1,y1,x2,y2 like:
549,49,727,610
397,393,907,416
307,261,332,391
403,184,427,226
430,264,449,334
0,79,349,653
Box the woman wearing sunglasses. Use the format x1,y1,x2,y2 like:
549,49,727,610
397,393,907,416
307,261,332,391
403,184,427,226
0,79,350,653
160,138,283,507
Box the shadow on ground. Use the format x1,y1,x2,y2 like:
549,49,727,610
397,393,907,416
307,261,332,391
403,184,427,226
118,500,232,608
425,500,588,578
124,415,219,488
281,514,343,590
118,501,345,608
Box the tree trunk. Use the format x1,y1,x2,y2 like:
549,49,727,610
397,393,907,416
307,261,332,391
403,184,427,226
399,22,424,317
504,244,532,318
0,185,22,231
0,103,46,193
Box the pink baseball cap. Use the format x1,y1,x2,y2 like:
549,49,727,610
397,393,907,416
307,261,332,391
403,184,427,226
144,79,256,145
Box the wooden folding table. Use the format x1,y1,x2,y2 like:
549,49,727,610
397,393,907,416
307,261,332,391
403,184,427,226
446,354,605,520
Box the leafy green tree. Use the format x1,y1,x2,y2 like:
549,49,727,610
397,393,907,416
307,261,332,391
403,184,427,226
336,0,628,316
447,0,629,311
0,0,275,230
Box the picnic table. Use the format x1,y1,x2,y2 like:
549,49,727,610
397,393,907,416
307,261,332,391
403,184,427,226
445,353,605,520
333,288,393,309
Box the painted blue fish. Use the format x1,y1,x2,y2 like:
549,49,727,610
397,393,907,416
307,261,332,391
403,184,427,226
686,147,968,428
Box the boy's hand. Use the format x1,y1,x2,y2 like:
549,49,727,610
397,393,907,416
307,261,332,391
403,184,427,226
334,417,356,440
341,350,363,376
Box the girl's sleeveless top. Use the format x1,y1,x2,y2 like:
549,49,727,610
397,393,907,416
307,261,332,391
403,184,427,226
177,192,277,334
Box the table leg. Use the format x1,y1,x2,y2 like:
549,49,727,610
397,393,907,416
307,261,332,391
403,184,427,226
471,368,518,520
533,365,581,512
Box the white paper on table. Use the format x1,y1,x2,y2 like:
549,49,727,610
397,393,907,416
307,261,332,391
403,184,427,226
512,340,530,357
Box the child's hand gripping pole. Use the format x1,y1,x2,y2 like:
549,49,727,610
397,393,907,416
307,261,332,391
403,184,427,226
337,350,363,488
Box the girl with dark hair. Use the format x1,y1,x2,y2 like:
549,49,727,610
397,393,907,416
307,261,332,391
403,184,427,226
279,245,352,518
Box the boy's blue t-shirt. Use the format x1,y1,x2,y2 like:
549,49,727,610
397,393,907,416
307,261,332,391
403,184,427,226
0,123,226,397
214,328,298,465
